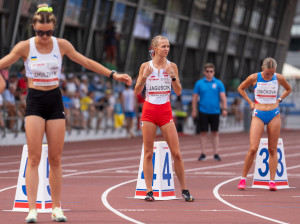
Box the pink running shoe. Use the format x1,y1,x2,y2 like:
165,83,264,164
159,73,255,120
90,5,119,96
269,182,277,191
237,179,246,190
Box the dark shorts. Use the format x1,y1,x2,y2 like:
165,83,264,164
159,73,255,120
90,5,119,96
196,112,220,133
25,87,65,120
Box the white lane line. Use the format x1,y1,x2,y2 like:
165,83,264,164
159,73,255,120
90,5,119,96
213,164,300,224
101,179,144,224
213,176,289,224
0,185,17,193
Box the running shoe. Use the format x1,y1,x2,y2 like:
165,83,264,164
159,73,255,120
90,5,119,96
237,179,246,190
51,207,67,222
25,209,37,223
269,182,277,191
182,189,194,202
198,153,206,161
145,191,155,201
214,154,221,161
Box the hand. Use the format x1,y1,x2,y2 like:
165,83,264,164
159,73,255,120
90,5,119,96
192,110,197,119
114,73,132,86
143,65,153,79
164,63,175,77
222,110,228,117
250,101,255,110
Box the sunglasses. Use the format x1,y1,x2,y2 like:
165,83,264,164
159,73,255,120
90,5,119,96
205,70,214,73
35,30,54,37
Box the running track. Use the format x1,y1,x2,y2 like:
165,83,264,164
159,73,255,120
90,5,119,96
0,130,299,223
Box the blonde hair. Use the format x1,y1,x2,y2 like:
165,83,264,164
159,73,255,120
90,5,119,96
262,57,277,69
149,35,168,58
32,4,57,25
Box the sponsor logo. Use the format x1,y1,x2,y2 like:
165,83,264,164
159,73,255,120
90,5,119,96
53,55,58,59
212,83,217,89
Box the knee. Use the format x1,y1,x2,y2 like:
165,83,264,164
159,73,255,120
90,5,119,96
268,148,277,157
172,151,182,161
28,155,41,167
144,150,153,161
248,146,258,156
48,155,61,168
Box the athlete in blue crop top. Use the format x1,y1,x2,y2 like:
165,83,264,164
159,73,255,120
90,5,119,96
237,57,292,191
0,4,131,223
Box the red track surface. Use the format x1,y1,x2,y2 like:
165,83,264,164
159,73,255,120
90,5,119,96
0,130,300,224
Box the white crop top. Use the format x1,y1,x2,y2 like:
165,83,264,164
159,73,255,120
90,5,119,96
145,60,171,105
254,72,278,104
24,37,62,86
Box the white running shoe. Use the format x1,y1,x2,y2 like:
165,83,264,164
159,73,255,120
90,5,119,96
51,207,67,222
25,209,38,223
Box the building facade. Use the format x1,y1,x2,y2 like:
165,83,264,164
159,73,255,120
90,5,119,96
0,0,297,88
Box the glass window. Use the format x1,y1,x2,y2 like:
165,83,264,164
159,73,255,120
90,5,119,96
144,0,167,10
207,29,228,53
268,0,285,38
96,0,112,29
167,0,192,16
191,0,214,21
232,0,252,30
162,16,179,44
185,22,201,48
65,0,82,25
21,0,37,17
227,33,245,56
133,9,154,39
213,0,235,26
245,38,261,58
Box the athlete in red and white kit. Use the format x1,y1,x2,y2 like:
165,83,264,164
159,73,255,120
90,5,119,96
134,35,194,202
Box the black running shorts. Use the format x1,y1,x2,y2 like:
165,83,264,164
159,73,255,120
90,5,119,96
25,87,65,120
196,112,220,133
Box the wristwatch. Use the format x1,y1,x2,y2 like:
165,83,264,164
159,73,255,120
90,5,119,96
171,77,177,82
278,97,282,103
110,70,116,79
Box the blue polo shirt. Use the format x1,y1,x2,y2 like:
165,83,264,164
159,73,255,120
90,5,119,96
193,77,225,114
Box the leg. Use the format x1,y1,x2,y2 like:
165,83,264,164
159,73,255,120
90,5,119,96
267,114,281,181
141,121,157,193
200,132,208,155
241,117,265,178
211,131,219,155
45,119,65,209
160,122,187,190
25,116,45,210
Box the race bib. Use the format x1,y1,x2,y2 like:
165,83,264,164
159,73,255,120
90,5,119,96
31,61,59,86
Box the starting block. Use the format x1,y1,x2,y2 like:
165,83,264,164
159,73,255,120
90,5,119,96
13,145,55,213
252,138,289,189
134,141,177,200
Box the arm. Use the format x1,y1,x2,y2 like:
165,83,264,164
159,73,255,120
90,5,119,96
237,73,257,110
134,62,152,96
276,74,292,102
60,39,131,86
165,62,181,96
0,74,5,93
0,41,27,71
220,92,228,117
192,93,198,119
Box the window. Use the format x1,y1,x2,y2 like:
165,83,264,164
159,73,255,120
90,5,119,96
133,9,154,39
185,22,201,48
191,0,214,21
167,0,192,16
162,16,179,44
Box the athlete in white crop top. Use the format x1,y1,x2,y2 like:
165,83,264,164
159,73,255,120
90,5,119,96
237,57,292,191
144,60,172,104
0,4,132,223
134,35,194,202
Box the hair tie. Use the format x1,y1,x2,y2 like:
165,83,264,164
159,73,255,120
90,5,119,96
37,6,53,13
